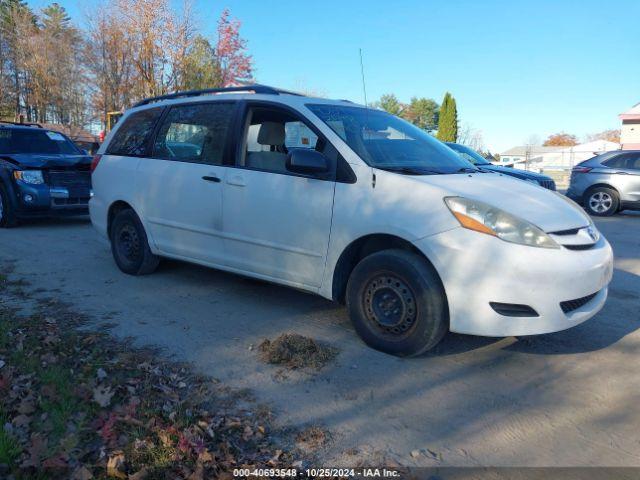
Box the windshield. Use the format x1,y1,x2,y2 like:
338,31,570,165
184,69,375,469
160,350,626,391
0,128,81,155
446,142,491,165
307,104,476,174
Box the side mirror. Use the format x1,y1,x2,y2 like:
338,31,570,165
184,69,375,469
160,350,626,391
286,149,329,175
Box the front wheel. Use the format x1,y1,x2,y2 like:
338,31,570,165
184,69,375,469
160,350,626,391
110,209,160,275
346,249,449,357
585,187,619,216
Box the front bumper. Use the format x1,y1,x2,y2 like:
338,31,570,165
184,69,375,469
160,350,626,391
414,227,614,337
14,181,90,216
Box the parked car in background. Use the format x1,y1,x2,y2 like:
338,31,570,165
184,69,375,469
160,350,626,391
0,121,92,227
446,142,556,190
91,85,613,356
566,150,640,216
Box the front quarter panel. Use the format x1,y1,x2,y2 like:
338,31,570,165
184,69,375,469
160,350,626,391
319,166,458,299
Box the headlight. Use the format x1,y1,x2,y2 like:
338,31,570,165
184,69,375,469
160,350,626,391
444,196,560,249
13,170,44,185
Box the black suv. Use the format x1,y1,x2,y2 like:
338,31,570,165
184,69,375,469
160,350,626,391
0,122,92,227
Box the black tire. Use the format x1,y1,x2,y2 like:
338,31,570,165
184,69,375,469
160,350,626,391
0,185,17,228
346,249,448,357
110,209,160,275
584,186,619,217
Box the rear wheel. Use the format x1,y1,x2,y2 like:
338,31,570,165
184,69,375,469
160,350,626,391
346,249,448,357
110,209,160,275
0,185,17,228
585,187,619,216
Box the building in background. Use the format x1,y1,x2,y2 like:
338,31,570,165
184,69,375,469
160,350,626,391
620,103,640,150
499,140,620,188
499,141,620,172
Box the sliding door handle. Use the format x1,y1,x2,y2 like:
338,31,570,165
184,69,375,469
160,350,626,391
202,175,221,183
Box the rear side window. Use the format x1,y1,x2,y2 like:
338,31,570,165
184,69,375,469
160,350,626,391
603,154,630,169
627,153,640,171
106,108,162,156
152,103,235,165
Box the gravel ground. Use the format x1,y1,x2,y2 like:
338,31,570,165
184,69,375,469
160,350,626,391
0,211,639,467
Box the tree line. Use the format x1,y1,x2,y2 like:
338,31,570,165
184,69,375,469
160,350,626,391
0,0,252,129
373,91,459,142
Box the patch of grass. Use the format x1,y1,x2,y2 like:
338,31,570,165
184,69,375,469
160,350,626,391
38,365,82,441
259,333,338,370
0,408,22,466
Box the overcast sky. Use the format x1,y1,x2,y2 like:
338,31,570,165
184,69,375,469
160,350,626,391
29,0,640,152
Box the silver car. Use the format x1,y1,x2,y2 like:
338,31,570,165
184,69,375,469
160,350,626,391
567,150,640,216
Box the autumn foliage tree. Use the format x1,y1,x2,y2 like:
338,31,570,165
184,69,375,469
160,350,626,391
543,132,578,146
585,129,621,143
1,1,253,128
215,8,252,87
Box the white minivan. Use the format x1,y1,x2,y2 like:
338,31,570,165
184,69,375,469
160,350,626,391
90,85,614,356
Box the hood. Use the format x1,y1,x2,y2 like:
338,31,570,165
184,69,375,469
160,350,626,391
479,164,551,181
0,153,92,169
396,171,590,233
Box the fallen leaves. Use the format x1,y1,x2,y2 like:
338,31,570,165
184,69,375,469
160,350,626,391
258,333,338,370
0,288,297,478
106,451,127,478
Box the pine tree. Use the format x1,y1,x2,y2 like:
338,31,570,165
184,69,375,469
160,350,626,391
436,92,458,142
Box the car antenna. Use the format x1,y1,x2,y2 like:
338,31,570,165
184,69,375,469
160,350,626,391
359,48,369,107
360,48,376,189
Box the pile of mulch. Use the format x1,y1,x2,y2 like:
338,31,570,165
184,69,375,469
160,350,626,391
0,275,295,479
258,334,338,370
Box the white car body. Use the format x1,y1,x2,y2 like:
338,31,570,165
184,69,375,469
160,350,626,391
91,89,613,339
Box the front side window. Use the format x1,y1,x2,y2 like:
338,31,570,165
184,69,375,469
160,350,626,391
307,104,474,174
0,128,80,155
106,107,163,156
241,106,325,175
153,102,235,164
446,143,491,166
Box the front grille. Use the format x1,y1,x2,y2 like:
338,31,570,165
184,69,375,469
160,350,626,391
560,292,598,314
53,198,89,206
48,170,91,198
540,179,556,191
48,170,91,189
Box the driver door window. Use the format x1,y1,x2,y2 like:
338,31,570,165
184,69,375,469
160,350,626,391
240,107,321,175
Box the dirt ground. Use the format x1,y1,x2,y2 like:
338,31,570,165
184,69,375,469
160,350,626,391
1,212,639,467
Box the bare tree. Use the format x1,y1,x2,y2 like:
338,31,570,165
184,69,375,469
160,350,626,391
458,122,485,152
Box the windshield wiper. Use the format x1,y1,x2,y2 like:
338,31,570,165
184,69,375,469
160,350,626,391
456,167,479,173
379,166,445,175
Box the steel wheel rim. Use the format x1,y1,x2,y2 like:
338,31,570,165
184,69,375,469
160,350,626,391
117,224,141,261
589,192,612,213
363,273,417,337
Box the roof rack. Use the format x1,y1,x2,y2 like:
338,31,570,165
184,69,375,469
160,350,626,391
133,84,304,108
0,120,43,128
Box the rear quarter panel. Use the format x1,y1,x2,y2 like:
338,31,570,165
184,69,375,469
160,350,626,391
90,155,141,239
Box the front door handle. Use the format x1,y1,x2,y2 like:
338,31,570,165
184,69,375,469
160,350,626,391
202,175,221,183
226,175,246,187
